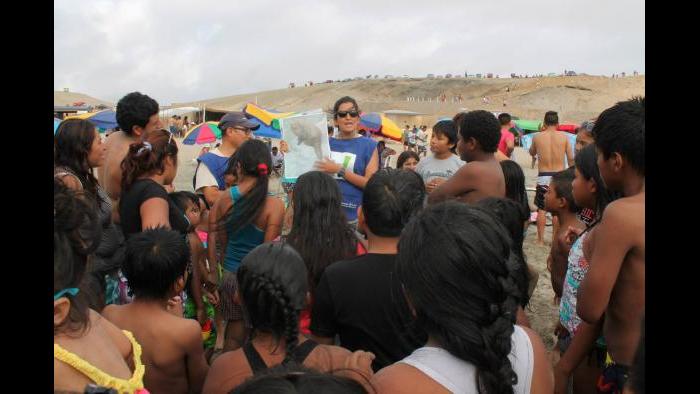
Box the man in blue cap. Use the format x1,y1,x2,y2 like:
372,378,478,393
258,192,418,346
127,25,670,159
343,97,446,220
194,112,259,207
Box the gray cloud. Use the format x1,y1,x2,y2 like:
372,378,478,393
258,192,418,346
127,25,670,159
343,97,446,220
54,0,644,104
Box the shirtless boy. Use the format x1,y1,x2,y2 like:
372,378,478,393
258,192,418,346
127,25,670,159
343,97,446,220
577,97,645,393
428,110,505,205
98,92,162,205
103,228,209,394
543,168,584,302
529,111,574,245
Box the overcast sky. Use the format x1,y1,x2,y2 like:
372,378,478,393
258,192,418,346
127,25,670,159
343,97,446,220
54,0,644,105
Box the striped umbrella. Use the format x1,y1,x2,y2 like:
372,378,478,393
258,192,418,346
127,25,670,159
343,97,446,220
182,122,222,145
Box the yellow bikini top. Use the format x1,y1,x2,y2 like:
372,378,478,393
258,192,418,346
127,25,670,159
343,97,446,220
54,330,148,394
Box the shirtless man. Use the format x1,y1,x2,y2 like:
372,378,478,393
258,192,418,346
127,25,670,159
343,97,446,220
577,97,645,393
529,111,573,245
103,228,209,394
429,110,505,205
98,92,162,208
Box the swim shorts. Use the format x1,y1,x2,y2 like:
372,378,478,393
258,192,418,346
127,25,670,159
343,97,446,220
534,172,556,210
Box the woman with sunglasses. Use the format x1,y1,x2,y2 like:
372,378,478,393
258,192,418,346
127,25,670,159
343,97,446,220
119,129,190,240
316,96,379,226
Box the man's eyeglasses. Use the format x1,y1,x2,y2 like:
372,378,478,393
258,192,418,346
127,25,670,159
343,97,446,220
336,111,359,118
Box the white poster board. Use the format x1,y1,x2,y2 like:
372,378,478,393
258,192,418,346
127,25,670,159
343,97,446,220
280,110,331,183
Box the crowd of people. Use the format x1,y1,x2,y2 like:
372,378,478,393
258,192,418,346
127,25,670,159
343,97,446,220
54,91,645,394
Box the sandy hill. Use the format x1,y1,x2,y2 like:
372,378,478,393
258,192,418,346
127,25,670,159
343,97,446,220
176,75,644,124
54,91,113,108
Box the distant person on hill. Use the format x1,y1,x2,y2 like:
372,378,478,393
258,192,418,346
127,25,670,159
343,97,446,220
529,111,573,245
429,110,506,204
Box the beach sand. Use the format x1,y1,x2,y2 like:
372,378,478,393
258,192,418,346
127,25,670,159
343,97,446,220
173,140,558,349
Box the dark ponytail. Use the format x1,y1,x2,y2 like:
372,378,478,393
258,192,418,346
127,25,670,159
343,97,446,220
237,243,308,363
220,139,271,233
120,129,178,192
397,202,522,394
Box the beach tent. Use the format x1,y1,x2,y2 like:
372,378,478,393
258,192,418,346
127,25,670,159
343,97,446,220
65,109,119,130
242,103,296,139
358,112,403,141
514,119,541,133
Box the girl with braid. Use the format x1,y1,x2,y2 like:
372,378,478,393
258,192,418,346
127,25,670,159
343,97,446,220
202,243,356,394
371,202,553,393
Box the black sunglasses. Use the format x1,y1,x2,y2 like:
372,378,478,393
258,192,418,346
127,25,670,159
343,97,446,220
336,111,359,118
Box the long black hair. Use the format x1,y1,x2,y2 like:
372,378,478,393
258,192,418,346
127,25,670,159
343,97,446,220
220,139,271,233
499,160,530,220
54,179,102,335
397,202,521,394
120,128,178,192
54,119,105,208
237,243,308,364
286,171,356,294
477,197,531,307
574,144,620,221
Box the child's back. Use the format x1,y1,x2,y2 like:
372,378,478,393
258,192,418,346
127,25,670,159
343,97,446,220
103,227,209,393
429,111,506,205
103,302,206,393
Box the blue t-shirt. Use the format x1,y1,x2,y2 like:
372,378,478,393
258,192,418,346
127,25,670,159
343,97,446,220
329,136,378,221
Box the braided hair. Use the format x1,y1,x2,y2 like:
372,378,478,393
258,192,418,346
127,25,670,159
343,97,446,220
397,202,522,393
237,243,308,364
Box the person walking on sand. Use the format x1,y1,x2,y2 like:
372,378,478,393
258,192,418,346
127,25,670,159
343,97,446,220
529,111,573,246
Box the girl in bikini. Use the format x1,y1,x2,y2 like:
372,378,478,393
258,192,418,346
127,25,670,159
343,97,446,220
53,180,147,394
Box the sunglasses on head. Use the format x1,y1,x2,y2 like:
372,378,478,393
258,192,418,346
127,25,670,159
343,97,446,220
336,111,359,118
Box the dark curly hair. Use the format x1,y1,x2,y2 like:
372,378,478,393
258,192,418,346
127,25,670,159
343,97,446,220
592,96,645,176
397,202,521,393
54,179,102,335
120,129,178,192
237,243,308,364
116,91,159,135
54,118,105,209
457,110,500,153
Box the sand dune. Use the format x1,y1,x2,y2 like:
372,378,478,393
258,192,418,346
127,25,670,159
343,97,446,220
54,91,114,108
175,75,644,125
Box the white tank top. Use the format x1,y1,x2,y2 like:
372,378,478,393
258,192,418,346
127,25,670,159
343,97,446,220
400,325,533,393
